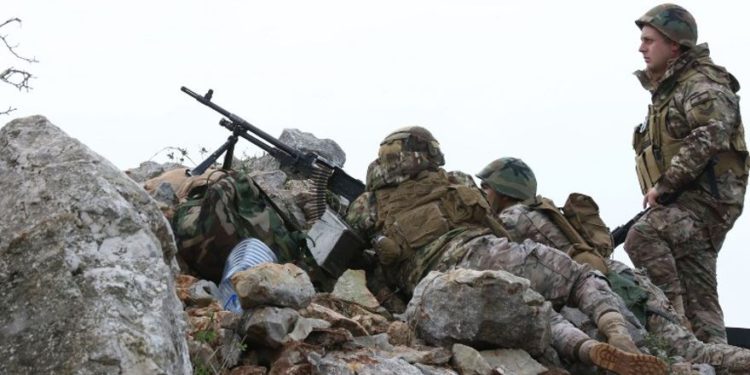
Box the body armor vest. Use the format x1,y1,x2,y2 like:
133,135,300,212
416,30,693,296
374,170,490,257
633,64,748,195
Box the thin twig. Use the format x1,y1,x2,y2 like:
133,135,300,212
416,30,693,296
1,68,33,91
0,18,38,64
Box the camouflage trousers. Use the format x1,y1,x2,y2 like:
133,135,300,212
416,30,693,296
452,236,621,331
632,263,750,373
624,203,730,344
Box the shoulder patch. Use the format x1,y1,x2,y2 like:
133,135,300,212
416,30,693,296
687,90,715,109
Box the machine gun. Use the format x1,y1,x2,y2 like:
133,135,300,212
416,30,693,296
181,87,367,279
181,86,365,218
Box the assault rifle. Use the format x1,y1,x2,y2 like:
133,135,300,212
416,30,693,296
610,192,679,248
181,87,365,208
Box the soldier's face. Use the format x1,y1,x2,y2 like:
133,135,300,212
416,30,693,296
481,183,501,214
638,25,680,76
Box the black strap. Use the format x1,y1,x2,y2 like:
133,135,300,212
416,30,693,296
705,157,720,198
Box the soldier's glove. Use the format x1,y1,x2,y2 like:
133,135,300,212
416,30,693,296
373,235,402,265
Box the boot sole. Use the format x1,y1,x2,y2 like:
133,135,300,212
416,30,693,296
590,344,668,375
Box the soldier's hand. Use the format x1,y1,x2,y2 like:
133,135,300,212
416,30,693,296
643,187,660,208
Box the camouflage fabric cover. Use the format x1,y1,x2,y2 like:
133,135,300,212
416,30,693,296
476,157,537,201
628,43,749,344
172,171,307,283
635,3,697,47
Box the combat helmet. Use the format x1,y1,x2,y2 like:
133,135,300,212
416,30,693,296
378,126,445,166
635,3,697,48
476,157,537,201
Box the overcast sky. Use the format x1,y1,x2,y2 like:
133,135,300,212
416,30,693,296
4,1,749,327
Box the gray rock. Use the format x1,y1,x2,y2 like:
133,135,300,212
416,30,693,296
219,329,244,369
125,160,184,183
309,349,424,375
479,348,548,375
152,181,177,205
233,263,316,310
300,303,369,337
287,317,331,341
239,154,281,174
415,363,460,375
392,345,453,366
406,269,552,356
242,306,300,348
188,279,220,307
249,169,288,192
279,128,346,168
0,116,191,374
451,344,492,375
351,333,394,351
331,269,380,310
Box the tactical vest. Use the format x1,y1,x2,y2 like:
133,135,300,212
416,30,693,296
633,63,748,195
374,170,490,259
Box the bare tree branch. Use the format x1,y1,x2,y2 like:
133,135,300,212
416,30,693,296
0,18,38,64
2,17,38,115
0,106,16,115
0,18,21,29
1,68,33,91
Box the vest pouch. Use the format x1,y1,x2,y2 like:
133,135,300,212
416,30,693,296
635,144,663,193
386,201,451,250
441,185,490,225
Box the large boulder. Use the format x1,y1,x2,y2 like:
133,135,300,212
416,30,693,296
0,116,191,374
405,269,552,356
279,128,346,168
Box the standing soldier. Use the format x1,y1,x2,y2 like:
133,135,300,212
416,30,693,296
627,3,749,344
478,157,750,373
346,126,668,375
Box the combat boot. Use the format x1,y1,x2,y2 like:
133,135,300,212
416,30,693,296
579,340,668,375
597,311,641,353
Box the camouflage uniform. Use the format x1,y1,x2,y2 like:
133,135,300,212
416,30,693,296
627,5,749,344
498,201,750,373
346,129,632,363
499,201,576,255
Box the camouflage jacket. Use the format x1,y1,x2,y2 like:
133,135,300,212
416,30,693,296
497,202,575,256
633,43,748,227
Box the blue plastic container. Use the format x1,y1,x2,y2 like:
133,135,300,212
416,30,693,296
218,238,278,313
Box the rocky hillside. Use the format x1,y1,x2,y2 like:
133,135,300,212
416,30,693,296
1,116,714,375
